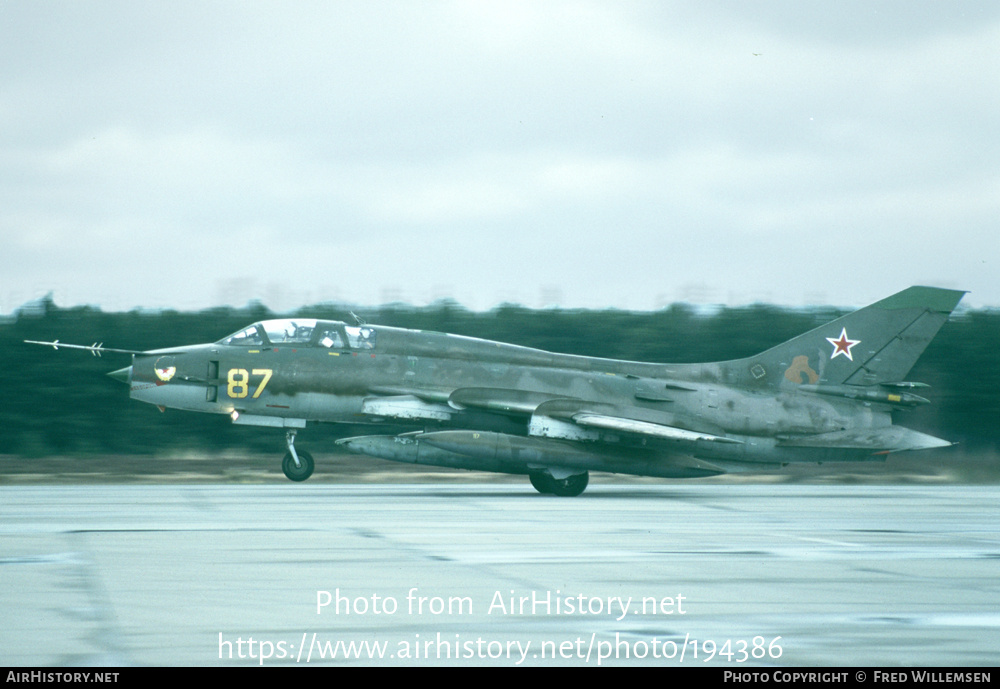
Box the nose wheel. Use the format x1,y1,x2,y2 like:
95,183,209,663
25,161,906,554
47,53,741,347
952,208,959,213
282,430,315,482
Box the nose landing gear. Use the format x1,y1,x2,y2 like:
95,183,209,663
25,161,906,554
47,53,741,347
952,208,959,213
282,430,315,482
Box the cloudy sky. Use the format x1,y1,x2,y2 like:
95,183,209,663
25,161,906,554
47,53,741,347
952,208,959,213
3,1,998,314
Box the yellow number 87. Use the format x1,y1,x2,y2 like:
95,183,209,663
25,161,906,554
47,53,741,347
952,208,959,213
227,368,273,398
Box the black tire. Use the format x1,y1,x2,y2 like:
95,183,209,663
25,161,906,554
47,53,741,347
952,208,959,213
530,470,588,496
550,471,589,497
282,450,315,482
529,471,556,494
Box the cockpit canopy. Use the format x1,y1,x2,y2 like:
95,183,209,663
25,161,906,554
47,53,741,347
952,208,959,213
218,319,376,350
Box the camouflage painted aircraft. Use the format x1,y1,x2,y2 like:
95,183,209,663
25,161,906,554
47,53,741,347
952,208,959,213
27,286,964,495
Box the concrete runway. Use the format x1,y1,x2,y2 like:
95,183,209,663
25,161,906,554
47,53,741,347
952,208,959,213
2,483,998,666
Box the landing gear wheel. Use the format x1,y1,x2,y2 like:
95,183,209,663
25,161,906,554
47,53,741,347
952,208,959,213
551,471,589,497
529,470,589,496
282,450,314,482
529,472,556,494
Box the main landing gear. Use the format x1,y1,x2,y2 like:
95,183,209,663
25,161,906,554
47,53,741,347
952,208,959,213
529,469,589,497
282,430,315,482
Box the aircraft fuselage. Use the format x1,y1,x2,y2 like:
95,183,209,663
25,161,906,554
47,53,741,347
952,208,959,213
39,286,963,494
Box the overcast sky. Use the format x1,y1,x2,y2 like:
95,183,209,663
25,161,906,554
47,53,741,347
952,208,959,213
3,1,998,314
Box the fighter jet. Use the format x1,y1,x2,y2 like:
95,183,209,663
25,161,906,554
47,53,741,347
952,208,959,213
26,286,964,495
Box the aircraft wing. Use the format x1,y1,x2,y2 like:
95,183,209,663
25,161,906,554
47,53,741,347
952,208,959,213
360,395,455,422
368,385,455,404
362,385,740,447
367,386,578,412
447,387,579,414
571,413,743,444
364,386,579,418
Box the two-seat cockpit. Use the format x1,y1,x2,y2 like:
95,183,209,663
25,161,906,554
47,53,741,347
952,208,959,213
218,319,377,351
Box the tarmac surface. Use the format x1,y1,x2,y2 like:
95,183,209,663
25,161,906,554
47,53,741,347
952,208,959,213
2,482,998,667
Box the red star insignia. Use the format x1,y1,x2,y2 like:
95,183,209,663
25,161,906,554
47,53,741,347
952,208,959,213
826,328,860,361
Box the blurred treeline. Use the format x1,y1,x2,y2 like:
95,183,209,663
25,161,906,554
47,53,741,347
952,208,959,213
3,295,997,457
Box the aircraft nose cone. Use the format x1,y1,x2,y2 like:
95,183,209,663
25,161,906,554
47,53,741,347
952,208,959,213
107,366,132,385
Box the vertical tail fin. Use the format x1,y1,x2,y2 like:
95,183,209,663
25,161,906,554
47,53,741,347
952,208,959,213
742,286,966,390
